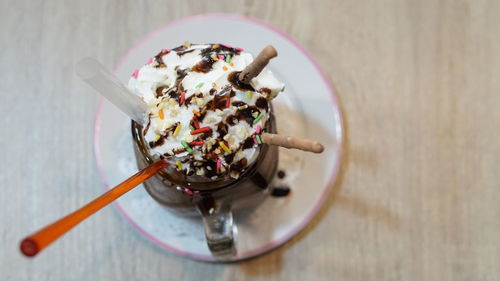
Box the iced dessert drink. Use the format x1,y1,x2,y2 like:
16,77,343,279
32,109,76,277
129,42,284,259
129,42,284,199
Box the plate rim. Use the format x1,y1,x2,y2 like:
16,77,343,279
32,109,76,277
93,13,344,261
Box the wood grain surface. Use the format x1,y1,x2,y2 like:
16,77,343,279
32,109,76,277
1,0,499,280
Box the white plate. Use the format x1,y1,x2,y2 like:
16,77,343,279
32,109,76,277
94,13,344,262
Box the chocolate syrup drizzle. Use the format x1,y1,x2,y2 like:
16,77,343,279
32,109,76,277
153,50,169,68
228,71,255,91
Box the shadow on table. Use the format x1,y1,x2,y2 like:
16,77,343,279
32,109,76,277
237,83,400,278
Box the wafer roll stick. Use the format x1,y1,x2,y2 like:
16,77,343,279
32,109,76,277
261,133,324,153
238,46,278,84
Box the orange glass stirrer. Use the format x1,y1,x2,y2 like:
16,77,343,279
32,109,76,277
20,159,169,257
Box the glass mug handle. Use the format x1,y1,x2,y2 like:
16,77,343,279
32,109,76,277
197,199,236,260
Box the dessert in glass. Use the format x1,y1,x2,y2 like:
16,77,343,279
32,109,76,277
128,42,284,259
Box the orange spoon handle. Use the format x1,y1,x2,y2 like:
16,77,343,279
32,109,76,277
20,159,169,257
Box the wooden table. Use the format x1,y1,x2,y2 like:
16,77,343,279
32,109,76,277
2,1,499,280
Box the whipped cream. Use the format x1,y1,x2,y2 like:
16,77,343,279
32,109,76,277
129,43,284,180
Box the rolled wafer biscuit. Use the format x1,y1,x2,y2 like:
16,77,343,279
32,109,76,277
238,46,278,84
261,133,324,153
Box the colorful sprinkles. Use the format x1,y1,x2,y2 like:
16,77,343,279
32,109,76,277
192,116,200,129
195,82,204,89
179,92,186,104
181,140,193,153
176,161,182,171
132,69,140,78
247,91,253,99
216,159,221,174
253,113,264,124
158,109,164,120
225,55,232,63
190,126,211,135
256,134,262,144
219,141,232,154
173,124,182,137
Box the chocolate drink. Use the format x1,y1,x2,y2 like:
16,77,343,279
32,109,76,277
128,43,284,215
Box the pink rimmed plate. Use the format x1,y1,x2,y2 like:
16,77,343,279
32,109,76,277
94,13,343,262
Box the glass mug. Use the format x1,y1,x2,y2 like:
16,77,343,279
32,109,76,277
131,110,278,260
